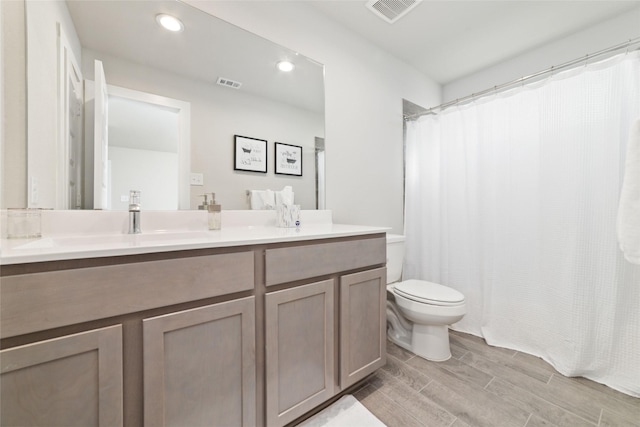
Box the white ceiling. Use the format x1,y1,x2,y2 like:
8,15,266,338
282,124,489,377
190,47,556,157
66,1,325,114
308,1,640,84
64,0,639,111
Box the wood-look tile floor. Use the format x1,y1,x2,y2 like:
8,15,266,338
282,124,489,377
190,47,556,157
354,330,640,427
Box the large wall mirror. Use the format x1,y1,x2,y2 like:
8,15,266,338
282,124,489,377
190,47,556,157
17,0,324,210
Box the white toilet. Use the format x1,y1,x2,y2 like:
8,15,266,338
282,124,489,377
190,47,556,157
386,234,466,362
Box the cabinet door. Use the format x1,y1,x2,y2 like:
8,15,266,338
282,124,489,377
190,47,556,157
0,325,123,427
142,297,255,427
265,280,335,427
340,267,387,388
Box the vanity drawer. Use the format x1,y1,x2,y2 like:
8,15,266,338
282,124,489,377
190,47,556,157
265,236,385,286
1,251,254,338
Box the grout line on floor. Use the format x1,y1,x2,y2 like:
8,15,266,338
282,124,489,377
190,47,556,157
484,376,496,390
494,372,603,426
416,377,433,393
406,408,430,427
376,384,430,427
597,408,603,426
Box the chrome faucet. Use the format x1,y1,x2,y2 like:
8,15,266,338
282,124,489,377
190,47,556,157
128,190,141,234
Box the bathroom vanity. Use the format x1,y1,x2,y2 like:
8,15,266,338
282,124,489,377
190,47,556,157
0,214,387,427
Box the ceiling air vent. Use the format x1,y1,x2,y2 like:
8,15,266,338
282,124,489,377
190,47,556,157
216,77,242,89
366,0,421,24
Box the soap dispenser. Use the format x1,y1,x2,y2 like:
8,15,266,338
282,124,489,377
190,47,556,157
207,193,221,230
198,193,210,210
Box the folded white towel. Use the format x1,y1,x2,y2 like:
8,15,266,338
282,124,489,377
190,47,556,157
249,190,262,209
261,189,275,209
275,186,294,207
249,190,275,210
617,118,640,265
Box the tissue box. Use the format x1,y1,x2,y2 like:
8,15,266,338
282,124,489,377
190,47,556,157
276,205,300,228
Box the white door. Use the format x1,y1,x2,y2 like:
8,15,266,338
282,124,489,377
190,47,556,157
94,60,109,210
57,24,83,209
67,66,83,208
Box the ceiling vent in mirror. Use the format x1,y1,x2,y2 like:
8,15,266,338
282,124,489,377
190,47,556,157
366,0,421,24
216,77,242,89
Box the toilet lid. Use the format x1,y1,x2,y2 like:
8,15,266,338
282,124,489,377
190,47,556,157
394,280,465,306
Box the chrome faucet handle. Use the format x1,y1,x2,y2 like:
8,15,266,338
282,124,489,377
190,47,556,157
129,190,141,209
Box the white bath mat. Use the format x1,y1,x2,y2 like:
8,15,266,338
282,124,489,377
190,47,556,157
296,395,386,427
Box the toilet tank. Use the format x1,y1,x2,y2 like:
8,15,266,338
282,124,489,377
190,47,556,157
386,234,405,284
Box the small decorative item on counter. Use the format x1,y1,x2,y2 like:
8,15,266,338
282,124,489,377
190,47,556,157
198,193,211,210
276,204,300,228
207,193,222,230
197,192,221,230
5,208,42,239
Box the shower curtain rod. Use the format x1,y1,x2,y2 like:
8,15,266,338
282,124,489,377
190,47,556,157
405,36,640,120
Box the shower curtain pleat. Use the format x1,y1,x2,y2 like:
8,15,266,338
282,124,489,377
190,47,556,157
404,52,640,397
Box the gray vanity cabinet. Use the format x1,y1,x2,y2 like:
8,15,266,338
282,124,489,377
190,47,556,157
0,250,255,427
142,297,256,427
265,280,335,426
263,236,386,427
0,233,386,427
0,325,124,427
339,267,387,388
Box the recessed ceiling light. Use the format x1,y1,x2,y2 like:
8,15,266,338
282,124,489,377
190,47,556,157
277,61,295,72
156,14,184,32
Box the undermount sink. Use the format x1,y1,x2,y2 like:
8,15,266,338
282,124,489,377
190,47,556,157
12,231,213,250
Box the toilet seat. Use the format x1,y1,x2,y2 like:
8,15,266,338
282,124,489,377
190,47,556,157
394,280,465,306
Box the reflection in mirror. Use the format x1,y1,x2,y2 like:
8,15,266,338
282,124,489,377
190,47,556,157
95,82,191,210
20,0,324,210
315,137,326,210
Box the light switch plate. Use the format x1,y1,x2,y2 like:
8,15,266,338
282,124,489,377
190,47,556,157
190,172,204,186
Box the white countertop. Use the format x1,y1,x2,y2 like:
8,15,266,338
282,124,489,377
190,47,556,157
1,223,389,265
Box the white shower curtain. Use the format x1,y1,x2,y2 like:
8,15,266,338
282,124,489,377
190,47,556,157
404,52,640,397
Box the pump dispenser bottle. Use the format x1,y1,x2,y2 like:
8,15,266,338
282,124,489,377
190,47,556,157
198,194,210,210
207,193,222,230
